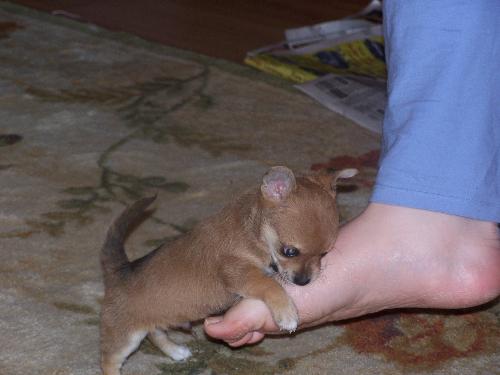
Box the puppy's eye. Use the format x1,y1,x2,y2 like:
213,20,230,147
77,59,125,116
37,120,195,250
281,245,300,257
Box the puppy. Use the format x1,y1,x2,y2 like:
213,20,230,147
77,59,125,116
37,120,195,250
100,166,357,375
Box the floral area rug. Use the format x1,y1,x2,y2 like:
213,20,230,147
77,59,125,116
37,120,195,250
0,3,498,375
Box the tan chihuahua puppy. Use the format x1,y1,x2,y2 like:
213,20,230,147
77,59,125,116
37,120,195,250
100,166,357,375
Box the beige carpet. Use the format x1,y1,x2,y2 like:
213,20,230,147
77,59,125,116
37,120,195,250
0,3,498,374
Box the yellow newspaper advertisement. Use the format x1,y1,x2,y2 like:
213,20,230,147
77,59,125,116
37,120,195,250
245,35,385,83
245,27,386,83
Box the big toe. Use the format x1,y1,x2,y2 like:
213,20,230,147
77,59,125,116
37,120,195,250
204,299,274,341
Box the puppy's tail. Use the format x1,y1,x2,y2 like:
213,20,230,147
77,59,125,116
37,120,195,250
101,196,156,286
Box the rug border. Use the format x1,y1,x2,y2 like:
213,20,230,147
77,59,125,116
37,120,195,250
0,1,295,92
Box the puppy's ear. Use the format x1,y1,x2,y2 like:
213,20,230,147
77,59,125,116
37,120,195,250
261,166,296,203
332,168,358,190
309,168,358,193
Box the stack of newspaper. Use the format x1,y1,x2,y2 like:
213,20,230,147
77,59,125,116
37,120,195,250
245,0,385,133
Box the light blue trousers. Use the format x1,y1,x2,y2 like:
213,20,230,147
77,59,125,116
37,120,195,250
371,0,500,222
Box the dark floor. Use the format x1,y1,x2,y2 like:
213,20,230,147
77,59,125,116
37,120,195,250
12,0,369,62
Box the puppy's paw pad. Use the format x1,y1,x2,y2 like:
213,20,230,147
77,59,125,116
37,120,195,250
168,345,192,361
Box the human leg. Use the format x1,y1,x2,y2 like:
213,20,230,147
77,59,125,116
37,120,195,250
204,0,500,345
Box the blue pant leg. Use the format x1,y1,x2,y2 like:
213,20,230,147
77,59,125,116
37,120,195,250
371,0,500,222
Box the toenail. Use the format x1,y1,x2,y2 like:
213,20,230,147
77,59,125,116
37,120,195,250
205,316,223,325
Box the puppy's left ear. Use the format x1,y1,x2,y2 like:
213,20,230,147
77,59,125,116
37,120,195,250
261,166,296,203
309,168,358,193
332,168,358,190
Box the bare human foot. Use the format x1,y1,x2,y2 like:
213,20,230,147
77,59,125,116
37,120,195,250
204,203,500,347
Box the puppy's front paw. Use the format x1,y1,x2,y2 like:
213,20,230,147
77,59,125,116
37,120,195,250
168,344,192,361
272,302,299,333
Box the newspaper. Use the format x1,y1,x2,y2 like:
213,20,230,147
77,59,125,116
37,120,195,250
244,0,386,133
296,74,386,134
285,19,374,49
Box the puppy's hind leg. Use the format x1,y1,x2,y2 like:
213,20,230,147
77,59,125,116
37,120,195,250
101,329,147,375
148,329,192,361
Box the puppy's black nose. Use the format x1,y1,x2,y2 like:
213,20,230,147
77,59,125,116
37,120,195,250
293,274,311,286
